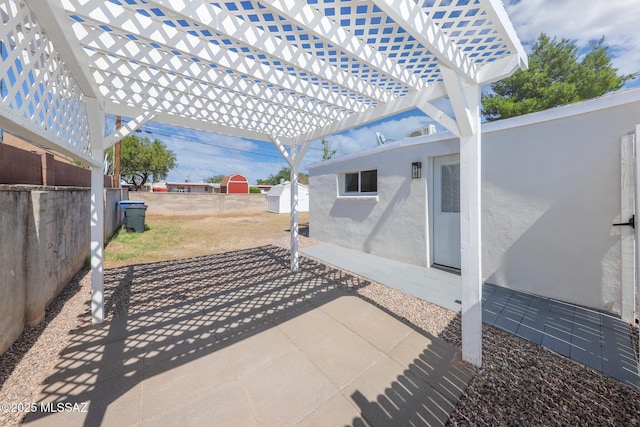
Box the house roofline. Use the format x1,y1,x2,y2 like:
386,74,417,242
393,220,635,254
308,87,640,170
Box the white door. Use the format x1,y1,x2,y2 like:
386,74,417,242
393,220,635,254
433,155,461,269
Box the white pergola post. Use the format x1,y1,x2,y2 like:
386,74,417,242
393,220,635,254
90,162,105,324
459,83,482,367
290,144,300,271
86,97,105,324
272,136,312,271
634,124,640,367
440,65,483,367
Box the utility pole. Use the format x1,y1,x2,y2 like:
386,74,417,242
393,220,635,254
114,115,121,188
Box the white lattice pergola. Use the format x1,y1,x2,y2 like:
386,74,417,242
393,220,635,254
1,0,526,366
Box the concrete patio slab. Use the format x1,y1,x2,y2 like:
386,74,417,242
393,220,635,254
299,324,384,390
23,246,471,427
302,244,462,312
302,243,640,389
237,348,338,426
296,393,365,427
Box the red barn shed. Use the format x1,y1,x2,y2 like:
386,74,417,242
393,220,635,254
220,174,249,194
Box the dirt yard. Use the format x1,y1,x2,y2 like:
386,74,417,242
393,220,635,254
104,211,312,268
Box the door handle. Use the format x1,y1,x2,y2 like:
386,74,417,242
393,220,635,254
613,214,635,229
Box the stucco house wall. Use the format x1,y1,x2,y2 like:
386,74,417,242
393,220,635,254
308,89,640,316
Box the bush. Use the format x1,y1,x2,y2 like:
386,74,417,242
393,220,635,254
249,187,262,194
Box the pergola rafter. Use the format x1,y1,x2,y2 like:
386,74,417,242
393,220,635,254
72,22,364,125
2,0,528,367
87,54,345,125
67,0,387,120
257,0,426,92
144,0,401,102
374,0,478,82
94,71,319,136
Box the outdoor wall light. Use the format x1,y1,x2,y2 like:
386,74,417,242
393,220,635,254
412,162,422,179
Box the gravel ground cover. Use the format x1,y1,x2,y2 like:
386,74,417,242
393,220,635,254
1,216,639,426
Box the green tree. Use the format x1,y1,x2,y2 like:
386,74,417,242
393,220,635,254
321,138,336,160
118,135,177,189
205,174,225,183
258,166,309,185
482,34,636,121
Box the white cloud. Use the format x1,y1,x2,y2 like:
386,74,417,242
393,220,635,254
144,125,286,184
300,112,439,170
505,0,640,81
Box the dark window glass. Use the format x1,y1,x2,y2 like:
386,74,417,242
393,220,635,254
345,172,359,192
360,169,377,193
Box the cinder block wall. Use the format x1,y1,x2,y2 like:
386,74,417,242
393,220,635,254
132,193,267,215
0,186,125,354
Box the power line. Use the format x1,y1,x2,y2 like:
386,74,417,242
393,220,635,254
135,124,326,156
136,126,285,159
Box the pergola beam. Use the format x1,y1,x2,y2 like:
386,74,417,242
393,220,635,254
103,111,156,149
144,0,397,103
415,100,460,138
77,35,360,119
0,107,98,167
83,50,346,125
259,0,425,91
477,55,526,86
90,62,338,127
480,0,529,73
372,0,478,82
286,83,448,146
27,0,100,98
94,75,314,137
66,1,387,111
103,102,273,144
441,66,474,137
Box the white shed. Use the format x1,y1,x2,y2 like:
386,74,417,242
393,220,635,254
267,181,309,213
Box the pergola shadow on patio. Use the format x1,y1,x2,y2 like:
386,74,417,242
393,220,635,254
24,246,471,427
2,0,530,369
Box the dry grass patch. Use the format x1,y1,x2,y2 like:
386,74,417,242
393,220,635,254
104,211,309,268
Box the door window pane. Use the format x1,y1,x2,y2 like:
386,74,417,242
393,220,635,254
441,163,460,213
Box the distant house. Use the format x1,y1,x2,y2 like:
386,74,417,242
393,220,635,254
152,182,168,192
220,174,249,194
166,182,214,193
256,185,272,194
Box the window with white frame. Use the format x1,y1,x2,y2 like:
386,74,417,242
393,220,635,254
344,169,377,194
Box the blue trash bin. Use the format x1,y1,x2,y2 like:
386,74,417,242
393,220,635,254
117,200,145,212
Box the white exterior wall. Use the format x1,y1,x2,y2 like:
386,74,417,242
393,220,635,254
310,137,458,267
309,89,640,315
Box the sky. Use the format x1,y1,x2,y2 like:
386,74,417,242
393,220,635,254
128,0,640,185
